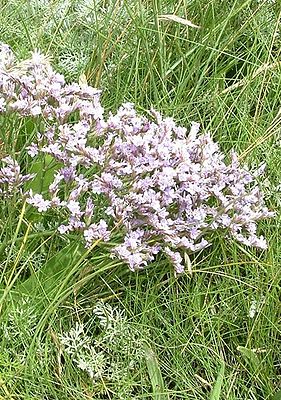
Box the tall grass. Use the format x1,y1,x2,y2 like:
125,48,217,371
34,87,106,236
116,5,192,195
0,0,280,399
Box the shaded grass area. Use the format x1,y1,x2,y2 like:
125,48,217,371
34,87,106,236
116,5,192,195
0,0,280,398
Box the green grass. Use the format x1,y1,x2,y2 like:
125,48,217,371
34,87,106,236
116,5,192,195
0,0,280,398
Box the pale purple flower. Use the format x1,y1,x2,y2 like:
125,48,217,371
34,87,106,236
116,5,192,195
27,193,51,212
60,166,76,183
0,97,6,112
0,43,15,69
84,220,111,247
49,172,64,195
0,45,275,274
84,198,94,222
164,247,185,274
30,105,42,116
67,200,82,216
0,156,34,197
27,143,39,157
58,224,71,234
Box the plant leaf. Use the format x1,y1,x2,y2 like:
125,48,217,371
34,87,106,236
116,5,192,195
271,391,281,400
237,346,259,370
144,345,169,400
158,14,200,29
25,154,59,194
18,242,83,302
209,360,225,400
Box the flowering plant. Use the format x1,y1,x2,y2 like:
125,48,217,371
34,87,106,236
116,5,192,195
0,43,274,273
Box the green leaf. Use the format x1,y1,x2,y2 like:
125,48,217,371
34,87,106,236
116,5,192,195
25,155,59,194
144,345,169,400
18,242,83,302
237,346,259,370
271,391,281,400
209,360,225,400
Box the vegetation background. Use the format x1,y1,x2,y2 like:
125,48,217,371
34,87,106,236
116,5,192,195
0,0,280,399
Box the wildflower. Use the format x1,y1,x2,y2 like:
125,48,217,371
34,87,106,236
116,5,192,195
27,192,50,212
67,200,82,216
84,220,111,246
0,98,5,112
0,45,275,273
0,156,34,197
0,43,15,69
26,143,39,157
249,296,265,318
164,247,184,274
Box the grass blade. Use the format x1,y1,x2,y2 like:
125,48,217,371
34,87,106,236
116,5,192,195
237,346,259,370
209,360,225,400
144,345,169,400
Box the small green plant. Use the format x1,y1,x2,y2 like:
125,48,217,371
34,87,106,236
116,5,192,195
59,302,151,398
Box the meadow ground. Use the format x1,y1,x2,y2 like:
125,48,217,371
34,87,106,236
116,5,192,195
0,0,280,399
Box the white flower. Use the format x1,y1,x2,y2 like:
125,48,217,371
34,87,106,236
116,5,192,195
249,296,265,318
27,193,51,212
249,300,258,318
66,200,81,216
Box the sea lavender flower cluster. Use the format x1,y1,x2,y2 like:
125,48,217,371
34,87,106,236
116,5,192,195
0,43,274,273
0,156,34,197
